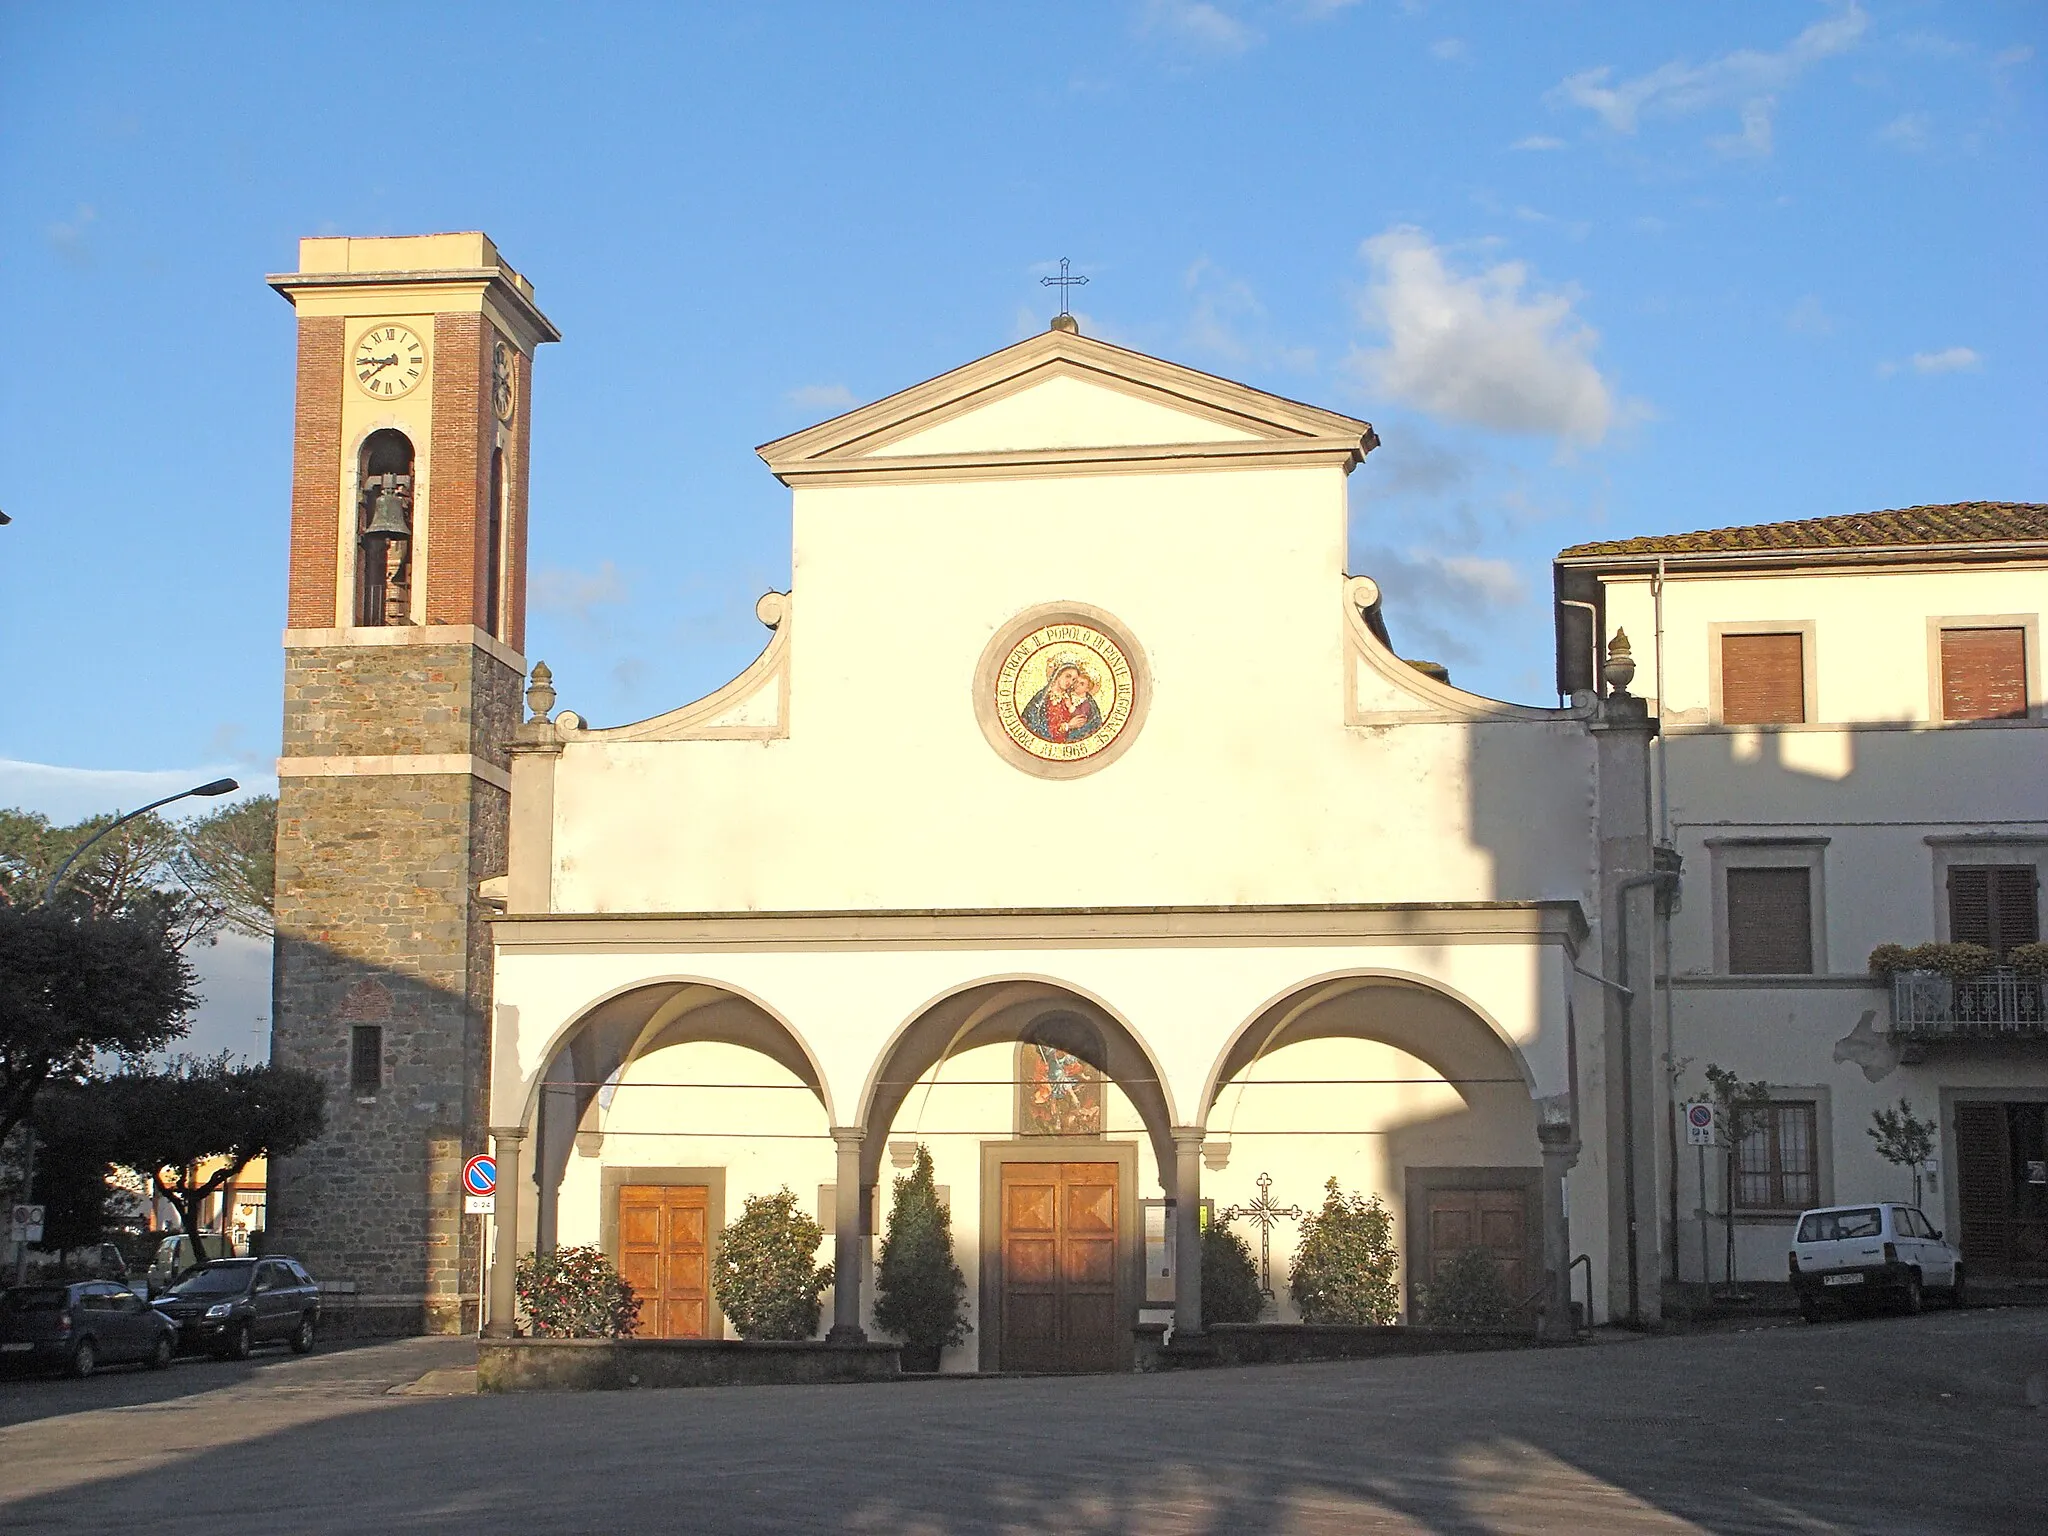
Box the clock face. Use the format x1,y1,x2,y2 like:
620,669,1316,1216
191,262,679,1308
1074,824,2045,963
353,325,427,398
492,338,516,421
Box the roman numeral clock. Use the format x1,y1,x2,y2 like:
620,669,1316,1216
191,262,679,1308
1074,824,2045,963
353,324,427,397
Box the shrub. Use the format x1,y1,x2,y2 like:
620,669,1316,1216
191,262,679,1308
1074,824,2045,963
1868,942,1999,979
873,1144,971,1352
1416,1246,1514,1327
515,1245,640,1338
1200,1223,1264,1325
1287,1178,1399,1325
714,1186,834,1341
2007,942,2048,976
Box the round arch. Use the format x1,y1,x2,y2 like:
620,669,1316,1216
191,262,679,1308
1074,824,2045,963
857,975,1181,1191
1199,968,1540,1124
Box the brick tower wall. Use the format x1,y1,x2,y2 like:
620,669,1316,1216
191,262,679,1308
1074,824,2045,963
270,642,520,1334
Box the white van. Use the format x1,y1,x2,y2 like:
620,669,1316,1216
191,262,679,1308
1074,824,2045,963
1788,1203,1965,1319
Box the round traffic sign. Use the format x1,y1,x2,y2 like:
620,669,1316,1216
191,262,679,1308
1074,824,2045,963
463,1154,498,1197
1687,1103,1714,1130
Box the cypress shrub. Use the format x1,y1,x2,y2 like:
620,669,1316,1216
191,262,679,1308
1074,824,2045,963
872,1144,971,1361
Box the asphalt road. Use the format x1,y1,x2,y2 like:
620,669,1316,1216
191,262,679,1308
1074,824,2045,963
2,1309,2045,1534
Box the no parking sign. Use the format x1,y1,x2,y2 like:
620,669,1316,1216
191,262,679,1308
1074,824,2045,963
1684,1102,1718,1147
463,1153,497,1215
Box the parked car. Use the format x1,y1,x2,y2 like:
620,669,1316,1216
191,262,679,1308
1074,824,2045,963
0,1281,178,1378
144,1232,237,1296
17,1243,132,1284
1788,1202,1965,1319
151,1257,320,1360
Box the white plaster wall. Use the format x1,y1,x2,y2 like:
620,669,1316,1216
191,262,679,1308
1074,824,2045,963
544,458,1598,915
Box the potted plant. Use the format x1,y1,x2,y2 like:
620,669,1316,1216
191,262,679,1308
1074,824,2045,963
713,1187,834,1341
1288,1178,1399,1325
514,1245,641,1337
1200,1223,1264,1325
872,1144,969,1371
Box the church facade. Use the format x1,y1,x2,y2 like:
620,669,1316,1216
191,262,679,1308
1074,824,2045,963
267,233,2038,1360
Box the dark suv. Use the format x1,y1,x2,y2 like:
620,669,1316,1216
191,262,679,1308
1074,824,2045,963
151,1258,321,1360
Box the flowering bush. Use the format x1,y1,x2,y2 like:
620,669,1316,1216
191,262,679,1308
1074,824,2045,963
2007,943,2048,976
514,1245,640,1338
714,1187,833,1341
1868,942,1998,979
1288,1178,1399,1325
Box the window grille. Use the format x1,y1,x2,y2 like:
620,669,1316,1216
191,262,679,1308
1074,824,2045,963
1736,1102,1818,1210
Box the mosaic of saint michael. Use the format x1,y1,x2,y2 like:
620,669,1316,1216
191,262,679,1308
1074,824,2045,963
994,622,1136,763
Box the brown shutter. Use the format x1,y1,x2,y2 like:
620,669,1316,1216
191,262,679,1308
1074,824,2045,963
1720,633,1806,724
1940,628,2028,721
1951,865,2041,955
1726,866,1814,973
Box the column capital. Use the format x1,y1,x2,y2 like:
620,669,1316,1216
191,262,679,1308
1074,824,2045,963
1169,1125,1208,1149
488,1126,529,1144
829,1126,866,1151
1537,1121,1577,1151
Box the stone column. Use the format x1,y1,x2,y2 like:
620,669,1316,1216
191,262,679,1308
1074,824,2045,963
1171,1127,1206,1342
1537,1121,1579,1342
827,1127,868,1344
482,1127,526,1338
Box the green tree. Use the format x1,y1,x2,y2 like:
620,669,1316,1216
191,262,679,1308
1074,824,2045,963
173,795,276,939
1704,1063,1774,1290
0,904,195,1153
1288,1178,1400,1325
0,808,214,952
872,1144,970,1362
87,1053,327,1246
1200,1222,1264,1325
1416,1246,1516,1327
713,1187,834,1341
25,1086,127,1253
1869,1098,1938,1206
516,1245,641,1338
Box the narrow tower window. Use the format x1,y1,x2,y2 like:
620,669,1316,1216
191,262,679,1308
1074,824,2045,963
357,430,416,626
485,447,505,637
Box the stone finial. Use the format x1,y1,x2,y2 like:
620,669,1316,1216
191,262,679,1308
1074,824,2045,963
1603,628,1637,695
525,661,556,723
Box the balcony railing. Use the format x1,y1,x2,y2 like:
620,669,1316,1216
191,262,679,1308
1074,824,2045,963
1891,969,2048,1039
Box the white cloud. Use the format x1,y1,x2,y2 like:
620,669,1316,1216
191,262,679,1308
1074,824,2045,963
1180,258,1315,373
1512,134,1566,151
0,759,272,823
530,560,628,621
1992,44,2033,70
45,204,96,268
1912,346,1981,374
1350,545,1532,668
1430,38,1466,62
1349,226,1621,445
1786,295,1833,335
786,382,857,411
1549,3,1865,154
1137,0,1259,55
1878,111,1931,151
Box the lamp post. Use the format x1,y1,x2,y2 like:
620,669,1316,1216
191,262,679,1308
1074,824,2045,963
40,778,238,907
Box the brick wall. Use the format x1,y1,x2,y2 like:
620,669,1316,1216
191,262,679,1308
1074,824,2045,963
426,313,489,629
286,317,345,628
506,343,534,654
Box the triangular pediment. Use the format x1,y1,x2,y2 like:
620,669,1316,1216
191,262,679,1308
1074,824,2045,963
758,327,1376,485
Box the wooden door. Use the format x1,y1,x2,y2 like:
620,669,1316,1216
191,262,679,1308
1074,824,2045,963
617,1184,710,1338
999,1162,1119,1373
1426,1187,1529,1300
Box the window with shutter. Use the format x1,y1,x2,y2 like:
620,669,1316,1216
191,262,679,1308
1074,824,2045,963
1949,865,2042,957
1735,1102,1819,1209
1720,633,1806,724
1726,866,1814,973
1940,628,2028,721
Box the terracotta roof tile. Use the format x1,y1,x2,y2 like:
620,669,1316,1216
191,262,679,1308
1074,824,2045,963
1558,502,2048,559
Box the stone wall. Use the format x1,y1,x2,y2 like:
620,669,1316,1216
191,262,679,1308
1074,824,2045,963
270,639,520,1334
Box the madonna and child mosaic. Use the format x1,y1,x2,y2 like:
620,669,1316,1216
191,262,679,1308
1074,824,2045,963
993,621,1137,764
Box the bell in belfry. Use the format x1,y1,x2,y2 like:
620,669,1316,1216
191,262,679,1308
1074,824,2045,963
365,484,411,538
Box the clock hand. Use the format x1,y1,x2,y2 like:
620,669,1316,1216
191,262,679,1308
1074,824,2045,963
356,353,400,372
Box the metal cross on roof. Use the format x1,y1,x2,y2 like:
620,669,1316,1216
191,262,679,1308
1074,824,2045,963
1039,256,1089,317
1219,1172,1304,1298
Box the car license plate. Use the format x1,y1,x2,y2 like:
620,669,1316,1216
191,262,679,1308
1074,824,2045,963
0,1341,31,1352
1822,1273,1864,1287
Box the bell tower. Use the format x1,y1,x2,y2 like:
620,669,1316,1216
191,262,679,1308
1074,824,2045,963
266,234,558,1333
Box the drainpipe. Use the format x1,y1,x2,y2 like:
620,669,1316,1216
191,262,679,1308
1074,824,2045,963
1615,866,1679,1326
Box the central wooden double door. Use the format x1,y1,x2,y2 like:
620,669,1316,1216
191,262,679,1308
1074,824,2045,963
1424,1186,1529,1299
998,1161,1120,1373
617,1184,710,1338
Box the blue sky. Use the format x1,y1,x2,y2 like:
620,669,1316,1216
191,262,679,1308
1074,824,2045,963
3,0,2042,816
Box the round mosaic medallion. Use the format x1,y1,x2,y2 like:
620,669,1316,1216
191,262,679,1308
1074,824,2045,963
976,606,1149,777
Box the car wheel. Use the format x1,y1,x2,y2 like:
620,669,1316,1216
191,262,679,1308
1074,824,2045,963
1902,1273,1923,1315
220,1322,253,1361
70,1337,97,1380
290,1315,315,1355
1949,1266,1966,1309
1798,1298,1824,1323
147,1333,174,1371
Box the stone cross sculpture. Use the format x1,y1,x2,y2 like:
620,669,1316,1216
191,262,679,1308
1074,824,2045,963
1220,1171,1303,1298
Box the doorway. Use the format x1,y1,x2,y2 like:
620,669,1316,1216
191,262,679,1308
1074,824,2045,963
1405,1166,1541,1320
980,1142,1138,1372
1955,1102,2048,1278
603,1169,724,1338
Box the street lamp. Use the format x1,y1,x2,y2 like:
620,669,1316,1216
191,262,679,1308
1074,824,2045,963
40,777,239,906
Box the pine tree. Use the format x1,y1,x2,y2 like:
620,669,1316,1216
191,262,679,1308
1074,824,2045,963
873,1144,970,1362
